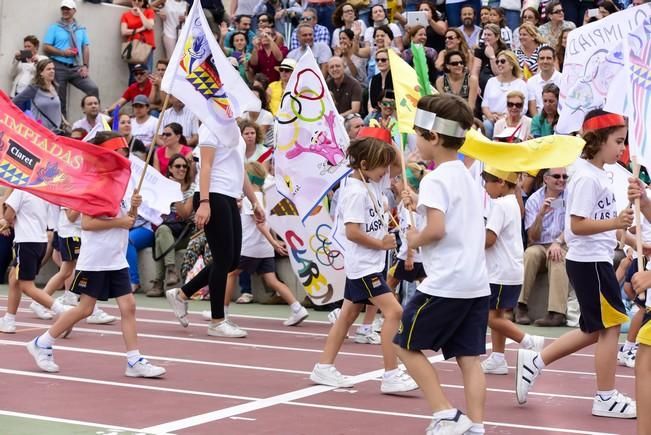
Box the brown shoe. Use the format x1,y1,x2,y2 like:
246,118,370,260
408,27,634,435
146,280,164,297
515,303,531,325
165,266,180,286
534,312,566,327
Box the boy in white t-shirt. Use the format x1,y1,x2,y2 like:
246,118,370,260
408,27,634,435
480,167,544,376
26,133,165,378
0,189,70,333
394,95,489,435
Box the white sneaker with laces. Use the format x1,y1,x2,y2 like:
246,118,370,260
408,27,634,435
617,345,637,368
426,410,473,435
201,310,211,321
207,320,247,338
310,364,354,388
86,309,117,324
380,369,418,394
283,306,309,326
0,317,16,334
30,302,54,320
125,358,166,378
26,337,59,373
58,291,79,306
481,356,508,375
165,288,188,327
353,331,381,344
592,390,636,419
515,349,541,405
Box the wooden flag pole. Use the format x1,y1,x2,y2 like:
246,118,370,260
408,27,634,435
357,169,400,229
399,133,416,228
128,93,171,217
632,157,647,301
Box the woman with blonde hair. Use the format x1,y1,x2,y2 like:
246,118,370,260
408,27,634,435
481,51,534,138
511,7,540,50
472,24,508,95
493,90,532,142
514,23,547,79
435,28,473,73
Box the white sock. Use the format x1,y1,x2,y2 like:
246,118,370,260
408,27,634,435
383,368,400,379
91,305,100,315
50,300,65,314
290,301,302,312
126,350,141,366
432,408,458,420
491,352,505,363
356,324,372,335
533,354,546,370
466,424,485,434
623,340,636,352
37,331,55,348
4,313,16,323
316,363,333,369
597,389,616,401
521,334,533,349
224,305,229,317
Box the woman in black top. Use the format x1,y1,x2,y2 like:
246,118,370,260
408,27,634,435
436,50,479,112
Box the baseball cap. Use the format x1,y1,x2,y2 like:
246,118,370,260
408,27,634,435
275,58,297,72
133,63,148,72
60,0,76,9
133,95,150,106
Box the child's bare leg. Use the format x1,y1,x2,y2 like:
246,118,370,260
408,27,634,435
43,261,75,296
396,346,452,411
489,309,524,353
319,300,363,364
6,268,21,315
19,281,54,309
636,344,651,435
457,355,486,423
362,304,378,325
595,326,620,391
48,295,95,338
541,329,598,365
116,293,138,351
223,270,240,312
261,273,297,304
369,293,402,370
628,308,644,343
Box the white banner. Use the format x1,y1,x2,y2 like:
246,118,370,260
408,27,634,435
265,185,345,305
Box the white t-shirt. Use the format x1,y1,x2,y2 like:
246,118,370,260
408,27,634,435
76,197,130,271
162,0,187,39
5,190,48,243
198,124,245,199
526,70,563,112
416,160,490,298
337,174,390,279
240,191,274,259
565,158,618,263
131,115,159,147
397,202,423,262
485,194,524,285
482,77,533,116
57,208,82,238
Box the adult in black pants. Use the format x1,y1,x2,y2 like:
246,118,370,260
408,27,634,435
165,125,264,337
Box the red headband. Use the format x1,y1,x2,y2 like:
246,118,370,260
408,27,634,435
101,136,128,151
357,127,391,144
582,114,626,133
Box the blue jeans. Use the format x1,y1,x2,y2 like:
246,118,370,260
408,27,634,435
239,271,252,294
127,226,154,285
504,8,520,31
308,3,337,35
446,0,482,27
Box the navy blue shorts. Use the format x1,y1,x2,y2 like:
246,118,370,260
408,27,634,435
58,236,81,262
489,283,521,310
394,290,490,359
344,273,392,304
566,260,628,333
51,231,59,252
70,268,132,301
624,260,648,307
393,259,427,282
238,256,275,275
12,242,47,281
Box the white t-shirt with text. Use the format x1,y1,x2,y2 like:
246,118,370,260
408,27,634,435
485,194,524,285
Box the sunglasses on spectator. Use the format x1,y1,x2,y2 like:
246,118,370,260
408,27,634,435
161,132,174,137
376,57,388,63
445,35,457,40
448,60,464,66
344,113,361,121
381,100,395,107
548,173,569,179
552,8,564,14
507,101,523,108
172,164,188,169
134,71,147,76
496,58,508,65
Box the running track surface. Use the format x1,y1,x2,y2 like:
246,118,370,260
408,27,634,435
0,297,637,435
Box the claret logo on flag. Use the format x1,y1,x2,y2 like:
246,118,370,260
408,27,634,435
0,138,40,186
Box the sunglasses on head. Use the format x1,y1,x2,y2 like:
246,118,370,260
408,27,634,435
448,60,464,66
547,173,568,179
507,101,523,108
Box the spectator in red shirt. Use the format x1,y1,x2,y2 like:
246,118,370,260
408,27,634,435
120,0,156,83
106,64,153,113
248,26,288,83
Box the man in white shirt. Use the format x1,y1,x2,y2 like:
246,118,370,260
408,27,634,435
287,24,331,74
457,5,482,48
129,95,159,149
156,95,199,147
72,95,110,133
526,46,563,113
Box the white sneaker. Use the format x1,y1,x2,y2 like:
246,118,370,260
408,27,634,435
426,410,473,435
327,308,341,324
310,364,354,388
592,390,636,419
617,345,637,368
283,306,309,326
201,310,211,321
353,331,381,344
481,356,508,375
529,335,545,353
58,291,79,306
515,349,541,405
372,316,384,333
30,302,54,320
125,358,166,378
86,309,117,324
207,320,247,338
26,337,59,373
165,288,188,327
0,316,16,334
380,369,418,394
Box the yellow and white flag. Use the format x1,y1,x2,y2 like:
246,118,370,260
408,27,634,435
161,0,260,146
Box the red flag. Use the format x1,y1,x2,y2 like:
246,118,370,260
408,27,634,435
0,91,130,216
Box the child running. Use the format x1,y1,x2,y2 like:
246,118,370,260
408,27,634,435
310,128,418,394
515,109,636,418
394,94,489,434
481,167,544,375
26,132,166,378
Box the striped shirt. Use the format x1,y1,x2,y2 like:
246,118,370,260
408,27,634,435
157,106,199,139
524,186,565,244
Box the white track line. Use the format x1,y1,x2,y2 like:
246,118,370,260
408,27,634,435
0,410,149,434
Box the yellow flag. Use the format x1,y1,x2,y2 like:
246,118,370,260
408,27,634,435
459,129,586,171
388,50,435,134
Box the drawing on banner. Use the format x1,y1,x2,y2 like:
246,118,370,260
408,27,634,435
627,17,651,162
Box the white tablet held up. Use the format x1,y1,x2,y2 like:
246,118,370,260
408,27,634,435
406,11,428,27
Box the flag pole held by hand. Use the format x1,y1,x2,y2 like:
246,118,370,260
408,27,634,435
632,157,646,301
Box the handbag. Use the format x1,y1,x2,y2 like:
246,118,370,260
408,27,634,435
121,31,152,64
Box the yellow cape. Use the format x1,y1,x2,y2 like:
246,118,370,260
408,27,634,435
459,129,586,172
